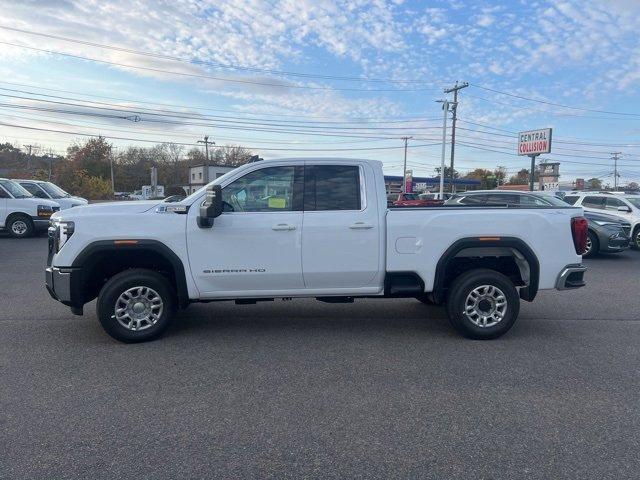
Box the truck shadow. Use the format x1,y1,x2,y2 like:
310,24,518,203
166,299,550,341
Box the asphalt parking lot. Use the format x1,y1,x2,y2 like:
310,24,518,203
1,235,640,479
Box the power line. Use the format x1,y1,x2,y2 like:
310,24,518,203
0,121,443,151
0,80,435,121
0,85,441,125
469,83,640,118
0,41,432,93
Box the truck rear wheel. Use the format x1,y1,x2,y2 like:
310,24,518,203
96,268,176,343
445,269,520,340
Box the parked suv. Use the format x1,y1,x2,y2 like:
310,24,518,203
15,179,87,210
563,193,640,249
0,178,60,237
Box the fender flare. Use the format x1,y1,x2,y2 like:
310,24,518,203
72,239,190,307
432,237,540,303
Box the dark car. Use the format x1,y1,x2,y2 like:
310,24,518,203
581,211,630,257
445,190,570,207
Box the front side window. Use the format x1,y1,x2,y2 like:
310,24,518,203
605,197,625,211
305,165,361,211
20,182,49,198
582,196,605,209
222,166,296,212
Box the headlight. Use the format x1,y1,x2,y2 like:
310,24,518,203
49,220,75,253
37,204,54,218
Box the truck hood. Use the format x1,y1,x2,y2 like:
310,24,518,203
51,200,162,220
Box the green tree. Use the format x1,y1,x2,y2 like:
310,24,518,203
586,178,603,190
66,137,113,179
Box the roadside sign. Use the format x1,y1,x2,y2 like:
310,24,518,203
405,170,413,193
518,128,552,156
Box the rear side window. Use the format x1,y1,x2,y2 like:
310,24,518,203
305,165,361,211
20,182,48,198
563,195,579,205
0,186,9,198
583,196,605,209
486,194,518,205
457,194,487,205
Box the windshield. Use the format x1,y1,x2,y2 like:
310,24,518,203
627,197,640,209
0,179,33,198
39,182,70,198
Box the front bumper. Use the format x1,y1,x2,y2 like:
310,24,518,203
604,235,630,252
45,266,83,315
555,264,587,290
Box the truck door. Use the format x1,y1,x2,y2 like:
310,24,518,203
302,164,381,289
187,165,305,297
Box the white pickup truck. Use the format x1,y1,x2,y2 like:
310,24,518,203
46,158,587,343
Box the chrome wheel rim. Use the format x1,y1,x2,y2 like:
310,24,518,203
583,237,592,255
11,220,28,235
464,285,507,328
636,231,640,248
113,286,163,331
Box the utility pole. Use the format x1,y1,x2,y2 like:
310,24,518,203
611,152,621,190
401,136,413,193
110,153,115,194
197,135,215,184
436,100,450,198
443,81,468,193
24,144,37,170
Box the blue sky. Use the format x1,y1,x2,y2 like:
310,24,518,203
1,0,640,184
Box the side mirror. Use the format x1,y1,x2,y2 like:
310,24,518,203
197,184,223,228
617,205,631,213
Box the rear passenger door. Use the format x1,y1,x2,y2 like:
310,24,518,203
302,163,381,290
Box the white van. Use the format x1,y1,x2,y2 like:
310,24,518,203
15,179,88,210
0,178,60,237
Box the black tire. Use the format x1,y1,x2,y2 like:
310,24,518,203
6,214,34,238
633,227,640,250
445,269,520,340
582,230,599,258
96,268,176,343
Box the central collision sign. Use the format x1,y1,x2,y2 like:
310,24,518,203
518,128,552,156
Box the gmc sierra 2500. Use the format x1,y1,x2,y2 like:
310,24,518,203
46,158,587,342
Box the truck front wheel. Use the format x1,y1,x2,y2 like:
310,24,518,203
96,269,176,343
445,269,520,340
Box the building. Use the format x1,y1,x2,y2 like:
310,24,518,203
384,175,480,194
184,164,236,194
538,161,560,191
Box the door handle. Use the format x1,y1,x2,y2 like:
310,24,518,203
349,222,374,229
272,223,296,231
